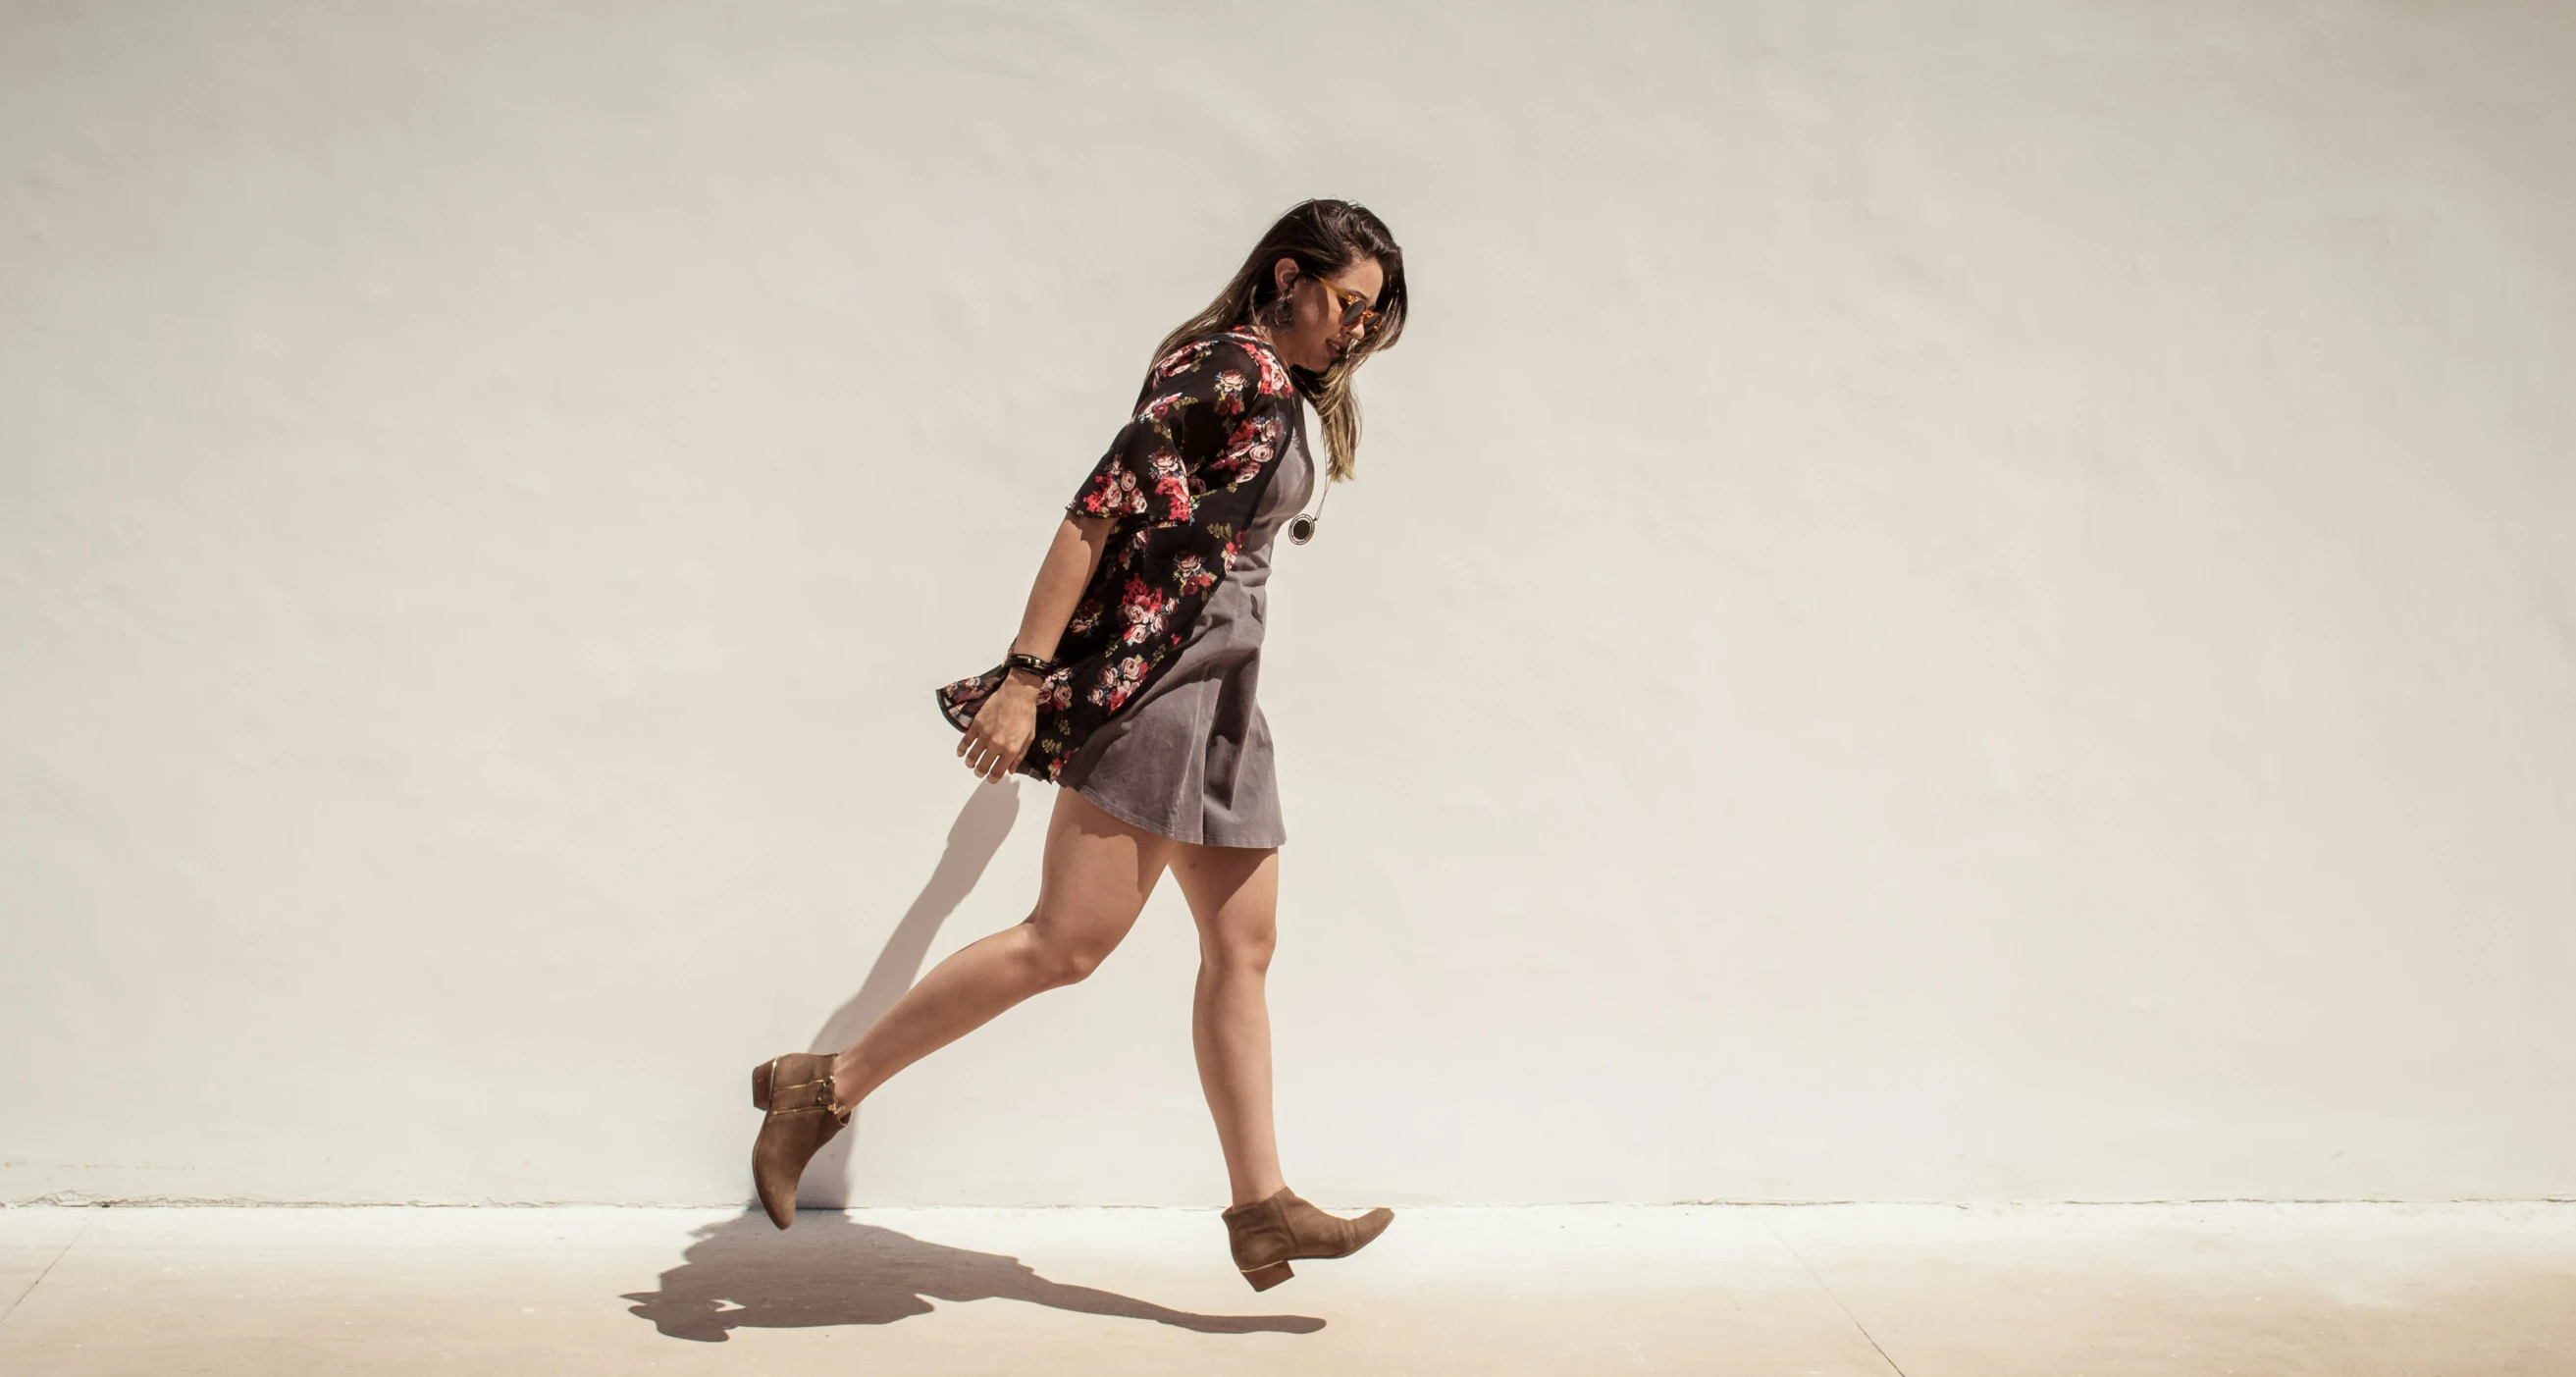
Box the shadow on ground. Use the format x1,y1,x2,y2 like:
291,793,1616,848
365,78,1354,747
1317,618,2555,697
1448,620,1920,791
654,777,1316,1341
623,1211,1326,1342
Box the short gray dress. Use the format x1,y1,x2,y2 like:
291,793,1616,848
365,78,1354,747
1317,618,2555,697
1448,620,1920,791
1054,412,1316,848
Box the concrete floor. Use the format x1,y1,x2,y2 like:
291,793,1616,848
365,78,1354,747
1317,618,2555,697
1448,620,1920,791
1,1202,2570,1374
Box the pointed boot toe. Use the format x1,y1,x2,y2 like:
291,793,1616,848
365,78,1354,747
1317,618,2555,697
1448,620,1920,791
750,1052,849,1230
1343,1205,1394,1253
1221,1188,1395,1290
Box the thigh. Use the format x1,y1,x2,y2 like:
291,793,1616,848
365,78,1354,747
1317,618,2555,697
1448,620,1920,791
1033,785,1178,951
1170,841,1280,952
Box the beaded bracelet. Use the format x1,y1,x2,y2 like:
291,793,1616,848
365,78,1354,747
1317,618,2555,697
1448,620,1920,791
1003,650,1057,679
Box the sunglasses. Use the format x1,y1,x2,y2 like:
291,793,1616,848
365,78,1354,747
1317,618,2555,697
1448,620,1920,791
1303,268,1382,335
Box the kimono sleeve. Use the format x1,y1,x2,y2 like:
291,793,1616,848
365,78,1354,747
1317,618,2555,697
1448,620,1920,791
1064,338,1289,529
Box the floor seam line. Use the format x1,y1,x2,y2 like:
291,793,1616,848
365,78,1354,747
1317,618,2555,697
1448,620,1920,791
0,1211,93,1329
1761,1215,1910,1377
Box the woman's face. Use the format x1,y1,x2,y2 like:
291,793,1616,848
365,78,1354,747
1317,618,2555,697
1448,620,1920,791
1263,254,1386,373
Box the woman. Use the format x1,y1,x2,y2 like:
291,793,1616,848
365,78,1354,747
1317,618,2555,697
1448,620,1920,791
748,199,1409,1293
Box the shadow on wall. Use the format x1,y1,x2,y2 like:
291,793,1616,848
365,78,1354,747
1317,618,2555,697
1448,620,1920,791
797,778,1025,1210
622,1210,1325,1340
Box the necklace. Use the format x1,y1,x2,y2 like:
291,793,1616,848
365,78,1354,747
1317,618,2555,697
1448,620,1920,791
1286,412,1329,545
1237,322,1327,545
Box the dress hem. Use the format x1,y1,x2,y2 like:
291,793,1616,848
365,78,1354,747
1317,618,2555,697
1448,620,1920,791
1069,779,1285,851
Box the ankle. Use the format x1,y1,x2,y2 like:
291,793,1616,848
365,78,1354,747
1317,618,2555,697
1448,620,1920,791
828,1051,866,1114
1229,1180,1288,1210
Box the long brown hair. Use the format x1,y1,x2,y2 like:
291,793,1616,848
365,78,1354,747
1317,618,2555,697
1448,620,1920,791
1151,199,1408,484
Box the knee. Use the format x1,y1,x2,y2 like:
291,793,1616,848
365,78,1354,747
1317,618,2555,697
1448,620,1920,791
1026,929,1118,988
1203,927,1276,979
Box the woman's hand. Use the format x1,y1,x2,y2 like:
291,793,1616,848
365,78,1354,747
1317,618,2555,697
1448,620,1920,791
961,514,1109,784
958,672,1042,782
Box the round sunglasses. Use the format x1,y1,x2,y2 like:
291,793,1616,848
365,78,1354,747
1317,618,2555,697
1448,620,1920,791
1302,267,1382,335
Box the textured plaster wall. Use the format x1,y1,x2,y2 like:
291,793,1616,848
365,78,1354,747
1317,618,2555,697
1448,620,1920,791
3,1,2572,1206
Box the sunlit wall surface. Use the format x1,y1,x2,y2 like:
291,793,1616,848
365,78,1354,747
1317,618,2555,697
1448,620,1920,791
4,2,2571,1205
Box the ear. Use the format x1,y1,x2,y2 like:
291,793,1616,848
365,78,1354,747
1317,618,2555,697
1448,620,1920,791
1273,256,1300,294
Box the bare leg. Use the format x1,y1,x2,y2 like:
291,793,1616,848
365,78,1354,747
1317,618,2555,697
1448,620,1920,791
1170,841,1288,1207
828,786,1172,1112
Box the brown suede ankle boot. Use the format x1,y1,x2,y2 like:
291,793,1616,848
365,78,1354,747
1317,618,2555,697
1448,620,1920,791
1221,1188,1394,1291
750,1052,851,1230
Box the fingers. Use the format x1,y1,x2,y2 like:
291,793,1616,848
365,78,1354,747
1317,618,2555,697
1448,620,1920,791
957,697,1028,781
959,727,1021,782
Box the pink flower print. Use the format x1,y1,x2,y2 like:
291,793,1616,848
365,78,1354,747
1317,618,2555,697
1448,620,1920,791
1248,342,1293,396
1072,468,1111,516
1152,339,1219,383
1078,459,1147,517
1219,416,1278,478
1068,597,1103,636
1118,577,1169,646
1170,552,1215,596
1146,450,1191,522
1213,370,1246,415
1104,655,1150,711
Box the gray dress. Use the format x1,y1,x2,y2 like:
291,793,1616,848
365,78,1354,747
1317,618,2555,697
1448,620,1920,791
1056,412,1316,848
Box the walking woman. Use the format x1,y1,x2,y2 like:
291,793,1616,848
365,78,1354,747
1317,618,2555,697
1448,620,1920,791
748,199,1408,1292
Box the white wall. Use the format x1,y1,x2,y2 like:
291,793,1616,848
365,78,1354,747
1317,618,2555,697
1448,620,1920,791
4,1,2571,1206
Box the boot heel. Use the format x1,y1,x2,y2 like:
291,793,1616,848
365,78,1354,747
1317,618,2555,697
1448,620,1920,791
1242,1261,1293,1292
752,1058,775,1111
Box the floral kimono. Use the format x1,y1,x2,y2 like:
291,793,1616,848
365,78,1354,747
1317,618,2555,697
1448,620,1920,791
934,329,1300,782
